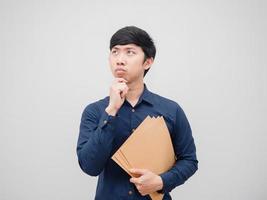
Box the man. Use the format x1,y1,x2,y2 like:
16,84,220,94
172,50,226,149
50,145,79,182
77,26,198,200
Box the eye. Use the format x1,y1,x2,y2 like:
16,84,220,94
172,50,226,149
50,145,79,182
127,50,135,55
111,49,118,55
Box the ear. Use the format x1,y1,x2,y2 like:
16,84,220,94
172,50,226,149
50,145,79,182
144,57,154,70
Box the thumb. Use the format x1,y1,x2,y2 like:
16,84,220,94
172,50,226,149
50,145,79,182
129,168,147,175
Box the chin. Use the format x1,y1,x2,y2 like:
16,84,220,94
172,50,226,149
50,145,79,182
116,74,127,79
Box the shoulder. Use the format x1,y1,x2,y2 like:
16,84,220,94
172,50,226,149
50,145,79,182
147,90,187,124
82,96,109,117
148,90,190,132
149,91,191,131
149,91,183,113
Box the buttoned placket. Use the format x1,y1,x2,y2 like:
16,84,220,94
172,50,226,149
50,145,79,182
130,105,136,136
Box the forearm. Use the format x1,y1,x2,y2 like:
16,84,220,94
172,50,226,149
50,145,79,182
77,129,114,176
159,105,198,193
159,156,198,193
77,109,118,176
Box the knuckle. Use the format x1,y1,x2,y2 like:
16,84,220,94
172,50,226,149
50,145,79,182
141,192,146,196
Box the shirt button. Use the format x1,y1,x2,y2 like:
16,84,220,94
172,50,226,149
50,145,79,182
103,120,107,124
132,128,135,132
132,109,135,112
128,190,133,195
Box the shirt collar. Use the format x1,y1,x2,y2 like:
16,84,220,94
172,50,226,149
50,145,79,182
137,84,154,106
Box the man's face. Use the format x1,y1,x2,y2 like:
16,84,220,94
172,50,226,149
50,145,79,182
109,44,152,83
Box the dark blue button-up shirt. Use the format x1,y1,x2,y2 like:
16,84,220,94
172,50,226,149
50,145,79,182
77,85,198,200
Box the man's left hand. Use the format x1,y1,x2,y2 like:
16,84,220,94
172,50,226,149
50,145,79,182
129,168,163,196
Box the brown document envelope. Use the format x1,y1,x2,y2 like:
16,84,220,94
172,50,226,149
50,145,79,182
112,116,156,176
112,116,176,200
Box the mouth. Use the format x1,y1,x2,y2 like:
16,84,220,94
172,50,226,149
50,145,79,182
115,68,126,74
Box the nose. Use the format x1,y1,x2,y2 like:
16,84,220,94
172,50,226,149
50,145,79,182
116,53,126,66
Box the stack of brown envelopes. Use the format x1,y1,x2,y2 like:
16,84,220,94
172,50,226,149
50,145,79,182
112,116,176,200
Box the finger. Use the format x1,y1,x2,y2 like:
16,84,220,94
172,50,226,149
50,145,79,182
116,81,127,88
130,168,147,175
115,77,128,83
130,177,139,185
136,186,148,196
120,86,128,98
118,87,128,98
130,177,143,185
136,185,143,192
114,83,127,93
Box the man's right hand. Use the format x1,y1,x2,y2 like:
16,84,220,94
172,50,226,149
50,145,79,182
105,78,129,116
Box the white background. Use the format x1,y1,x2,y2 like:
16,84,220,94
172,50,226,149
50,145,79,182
1,0,266,199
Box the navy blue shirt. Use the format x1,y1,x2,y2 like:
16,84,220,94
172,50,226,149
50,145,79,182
77,85,198,200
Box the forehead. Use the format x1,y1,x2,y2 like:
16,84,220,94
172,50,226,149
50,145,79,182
111,44,142,50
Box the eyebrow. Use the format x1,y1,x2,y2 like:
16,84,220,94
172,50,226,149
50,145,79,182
112,46,137,50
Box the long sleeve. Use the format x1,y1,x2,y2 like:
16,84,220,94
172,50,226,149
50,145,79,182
159,105,198,193
76,103,119,176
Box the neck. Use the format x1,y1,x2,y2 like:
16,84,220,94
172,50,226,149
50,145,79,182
126,81,144,107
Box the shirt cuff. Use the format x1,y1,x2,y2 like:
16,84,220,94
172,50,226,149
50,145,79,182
99,110,115,127
96,111,119,145
159,171,176,193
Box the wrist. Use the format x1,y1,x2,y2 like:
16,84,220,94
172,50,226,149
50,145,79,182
157,175,164,191
105,106,118,116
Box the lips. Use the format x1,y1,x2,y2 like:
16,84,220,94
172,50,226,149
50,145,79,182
115,68,126,73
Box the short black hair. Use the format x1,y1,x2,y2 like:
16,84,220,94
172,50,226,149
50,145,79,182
110,26,156,76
